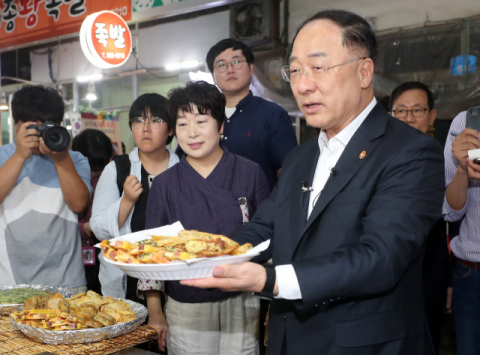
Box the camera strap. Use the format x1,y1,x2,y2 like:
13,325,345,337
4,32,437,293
113,154,131,196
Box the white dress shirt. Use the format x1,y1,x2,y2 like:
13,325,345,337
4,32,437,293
275,98,377,300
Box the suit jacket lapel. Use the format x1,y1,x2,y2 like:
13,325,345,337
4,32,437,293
289,140,319,251
297,104,389,242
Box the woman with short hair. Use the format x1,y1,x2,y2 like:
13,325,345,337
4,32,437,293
139,81,270,355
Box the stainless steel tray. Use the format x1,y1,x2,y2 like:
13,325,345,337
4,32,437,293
10,299,148,344
0,284,72,316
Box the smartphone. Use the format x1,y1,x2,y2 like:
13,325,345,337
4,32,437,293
466,106,480,164
466,106,480,132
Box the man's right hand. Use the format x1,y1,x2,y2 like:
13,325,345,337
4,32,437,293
14,122,40,161
123,175,143,203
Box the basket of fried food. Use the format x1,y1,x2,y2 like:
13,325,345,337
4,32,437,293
9,290,147,344
99,229,268,280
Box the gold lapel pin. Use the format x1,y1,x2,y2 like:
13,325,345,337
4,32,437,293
359,151,366,159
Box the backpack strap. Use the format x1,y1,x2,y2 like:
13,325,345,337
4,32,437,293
113,154,131,196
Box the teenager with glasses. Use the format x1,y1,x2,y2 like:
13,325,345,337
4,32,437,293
90,94,179,351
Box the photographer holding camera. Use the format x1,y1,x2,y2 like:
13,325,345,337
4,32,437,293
0,85,91,295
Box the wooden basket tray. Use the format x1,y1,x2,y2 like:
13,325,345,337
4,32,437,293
0,316,158,355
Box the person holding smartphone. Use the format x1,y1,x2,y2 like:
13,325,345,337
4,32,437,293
444,107,480,355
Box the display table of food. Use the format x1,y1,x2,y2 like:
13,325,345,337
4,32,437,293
0,315,158,354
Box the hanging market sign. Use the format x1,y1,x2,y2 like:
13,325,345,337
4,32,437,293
80,10,132,69
0,0,131,50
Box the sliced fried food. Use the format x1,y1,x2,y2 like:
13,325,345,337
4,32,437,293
129,244,160,255
79,305,98,315
164,251,197,261
110,240,134,251
94,312,115,326
102,247,118,261
46,293,68,310
96,311,116,323
101,229,251,264
70,292,87,300
138,250,169,264
230,243,253,255
86,290,103,299
68,305,79,314
85,321,103,328
79,301,99,311
115,249,131,263
103,308,125,323
23,295,41,310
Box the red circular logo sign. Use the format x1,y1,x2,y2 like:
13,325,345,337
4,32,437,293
80,11,132,69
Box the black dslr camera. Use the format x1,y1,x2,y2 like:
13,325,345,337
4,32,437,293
27,121,70,152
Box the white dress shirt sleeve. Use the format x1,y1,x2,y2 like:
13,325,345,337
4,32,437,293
275,264,302,300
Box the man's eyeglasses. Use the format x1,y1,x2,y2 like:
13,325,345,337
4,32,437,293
281,57,366,83
392,108,429,119
214,60,247,73
131,117,165,130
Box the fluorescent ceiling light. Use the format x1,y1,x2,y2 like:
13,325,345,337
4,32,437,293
0,94,8,110
86,93,97,101
66,125,72,130
165,62,182,71
86,83,97,101
77,73,103,83
89,73,103,81
182,60,199,69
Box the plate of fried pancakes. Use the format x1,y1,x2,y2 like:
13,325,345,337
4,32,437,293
98,227,270,280
9,290,147,344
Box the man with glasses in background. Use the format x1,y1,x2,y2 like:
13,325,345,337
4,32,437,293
183,10,444,355
390,81,437,134
204,38,297,191
390,82,448,355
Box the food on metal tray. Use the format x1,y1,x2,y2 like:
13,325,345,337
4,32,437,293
0,288,53,305
10,290,136,330
100,229,253,264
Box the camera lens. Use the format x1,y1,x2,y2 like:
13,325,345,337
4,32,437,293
43,126,70,152
49,132,60,143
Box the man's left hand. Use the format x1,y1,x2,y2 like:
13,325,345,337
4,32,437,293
39,138,69,162
181,262,277,295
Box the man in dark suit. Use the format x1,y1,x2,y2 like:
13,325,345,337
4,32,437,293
389,81,449,355
182,9,445,355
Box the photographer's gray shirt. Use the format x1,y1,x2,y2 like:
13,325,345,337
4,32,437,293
0,142,92,288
